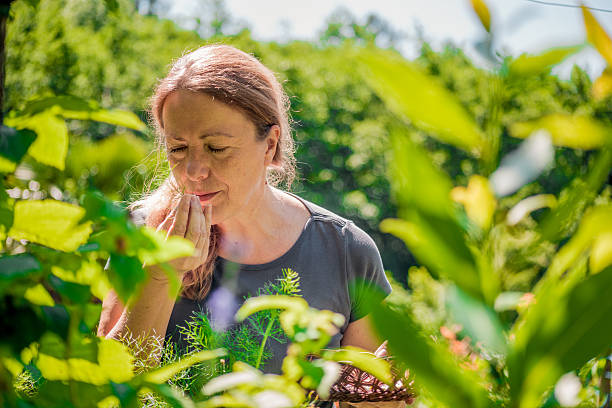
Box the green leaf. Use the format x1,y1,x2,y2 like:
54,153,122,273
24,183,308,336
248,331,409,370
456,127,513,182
322,346,393,384
509,114,611,150
508,266,612,407
147,383,194,408
0,125,37,173
0,253,41,283
143,349,226,384
107,254,147,303
380,214,482,300
358,48,485,156
19,95,146,131
47,275,91,304
24,283,55,307
235,295,309,322
582,5,612,66
368,300,490,408
508,45,584,76
6,111,68,170
98,338,135,383
9,200,92,252
137,227,195,266
388,132,455,218
445,285,507,355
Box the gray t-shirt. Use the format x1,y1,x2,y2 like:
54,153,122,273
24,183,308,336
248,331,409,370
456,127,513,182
164,196,392,376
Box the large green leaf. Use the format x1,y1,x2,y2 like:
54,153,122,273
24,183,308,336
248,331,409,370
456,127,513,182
0,125,37,173
368,298,490,408
19,95,146,131
97,338,135,383
380,214,481,300
508,45,584,76
143,349,226,384
0,253,41,284
508,266,612,407
107,254,147,303
509,114,612,150
321,346,393,385
358,48,486,156
388,132,455,218
8,200,92,252
5,111,68,170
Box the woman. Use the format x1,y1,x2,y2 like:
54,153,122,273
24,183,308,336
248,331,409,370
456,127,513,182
98,44,398,406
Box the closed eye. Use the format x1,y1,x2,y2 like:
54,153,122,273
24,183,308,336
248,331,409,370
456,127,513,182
208,146,228,153
169,146,186,153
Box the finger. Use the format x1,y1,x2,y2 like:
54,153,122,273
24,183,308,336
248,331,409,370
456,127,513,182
374,340,388,358
196,204,212,257
185,195,203,243
171,195,191,237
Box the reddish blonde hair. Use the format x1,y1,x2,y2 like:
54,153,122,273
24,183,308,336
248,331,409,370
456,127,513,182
133,44,296,300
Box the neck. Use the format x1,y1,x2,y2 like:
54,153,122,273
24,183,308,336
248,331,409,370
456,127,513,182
216,185,291,263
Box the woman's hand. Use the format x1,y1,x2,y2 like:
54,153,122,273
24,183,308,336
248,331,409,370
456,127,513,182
154,194,212,276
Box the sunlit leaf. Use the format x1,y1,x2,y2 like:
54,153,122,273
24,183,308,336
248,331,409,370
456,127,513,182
358,49,485,156
97,338,135,383
6,110,68,169
24,283,55,307
18,95,146,131
321,346,393,385
593,67,612,100
470,0,491,32
380,215,481,300
137,227,194,265
582,5,612,66
446,285,507,355
509,114,611,150
451,175,496,230
235,295,309,322
508,45,583,76
202,369,262,395
144,349,226,384
9,200,92,252
590,231,612,273
0,125,37,173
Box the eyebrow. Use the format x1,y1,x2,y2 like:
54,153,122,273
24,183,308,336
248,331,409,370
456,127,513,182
166,131,234,141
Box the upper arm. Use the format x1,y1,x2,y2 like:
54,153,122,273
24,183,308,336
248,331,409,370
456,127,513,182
97,289,125,337
340,314,382,352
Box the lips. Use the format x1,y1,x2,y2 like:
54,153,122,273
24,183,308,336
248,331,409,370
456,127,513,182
193,192,218,202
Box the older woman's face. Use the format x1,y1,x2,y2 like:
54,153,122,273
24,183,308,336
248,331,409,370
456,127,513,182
162,90,277,224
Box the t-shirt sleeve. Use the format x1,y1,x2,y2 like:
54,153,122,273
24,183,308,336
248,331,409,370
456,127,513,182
344,222,392,322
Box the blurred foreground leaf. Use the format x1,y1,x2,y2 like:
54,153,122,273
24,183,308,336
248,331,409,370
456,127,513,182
9,200,92,252
583,5,612,66
0,125,36,173
509,265,612,407
359,49,485,156
509,114,611,150
469,0,491,33
368,296,489,408
508,45,583,76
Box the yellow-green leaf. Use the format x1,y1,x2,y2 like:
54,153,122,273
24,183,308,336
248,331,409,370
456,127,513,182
451,175,497,230
583,5,612,66
593,67,612,100
144,349,226,384
6,111,68,170
97,338,135,383
509,45,583,76
470,0,491,32
137,227,194,265
358,49,485,156
322,347,393,385
24,283,55,306
9,200,92,252
235,295,309,322
509,114,611,150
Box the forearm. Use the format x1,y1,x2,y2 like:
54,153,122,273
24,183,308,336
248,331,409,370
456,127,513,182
106,266,180,350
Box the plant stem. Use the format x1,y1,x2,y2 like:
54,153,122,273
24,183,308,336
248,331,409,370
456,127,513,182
255,311,277,370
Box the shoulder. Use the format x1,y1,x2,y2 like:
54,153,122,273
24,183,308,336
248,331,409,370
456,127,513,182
292,194,381,257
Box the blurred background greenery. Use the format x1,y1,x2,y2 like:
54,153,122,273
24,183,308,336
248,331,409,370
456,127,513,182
7,0,610,285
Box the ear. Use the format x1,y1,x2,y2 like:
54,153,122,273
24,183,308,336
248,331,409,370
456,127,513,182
263,124,281,167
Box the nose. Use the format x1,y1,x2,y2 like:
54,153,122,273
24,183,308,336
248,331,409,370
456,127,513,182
185,149,210,182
